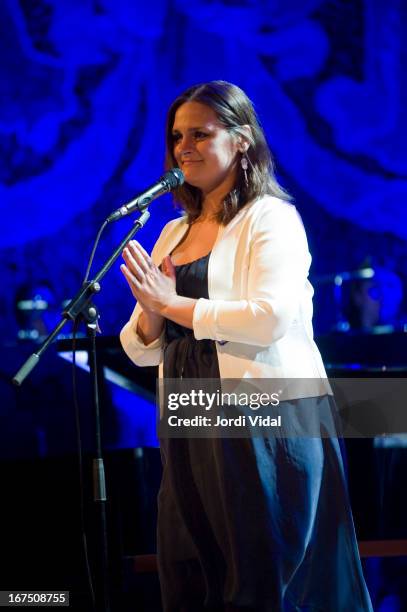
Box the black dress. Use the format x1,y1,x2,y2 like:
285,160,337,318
157,254,373,612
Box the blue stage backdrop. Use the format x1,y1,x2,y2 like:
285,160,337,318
1,0,406,339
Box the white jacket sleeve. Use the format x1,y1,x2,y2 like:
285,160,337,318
119,301,165,367
192,204,311,346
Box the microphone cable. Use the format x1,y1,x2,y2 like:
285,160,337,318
83,219,109,284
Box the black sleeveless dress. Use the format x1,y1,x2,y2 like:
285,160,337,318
157,254,373,612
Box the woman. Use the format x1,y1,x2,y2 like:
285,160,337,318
120,81,372,611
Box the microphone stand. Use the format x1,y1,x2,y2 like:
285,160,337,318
12,208,151,612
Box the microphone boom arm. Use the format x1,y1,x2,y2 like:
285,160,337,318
12,209,151,386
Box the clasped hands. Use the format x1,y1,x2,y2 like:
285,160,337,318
120,240,177,315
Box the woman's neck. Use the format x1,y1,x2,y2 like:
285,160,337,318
199,200,221,221
200,172,236,219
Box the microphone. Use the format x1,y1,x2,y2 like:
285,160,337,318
107,168,184,222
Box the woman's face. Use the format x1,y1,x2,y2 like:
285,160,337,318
171,101,240,195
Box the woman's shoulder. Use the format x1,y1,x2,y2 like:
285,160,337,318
233,196,308,248
239,195,300,227
250,194,296,214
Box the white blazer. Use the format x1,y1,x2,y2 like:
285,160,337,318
120,196,329,397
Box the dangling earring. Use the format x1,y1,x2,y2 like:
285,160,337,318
241,153,249,186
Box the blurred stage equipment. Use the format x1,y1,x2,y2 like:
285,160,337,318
314,265,404,333
14,282,60,343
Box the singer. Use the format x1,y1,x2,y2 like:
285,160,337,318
120,82,372,611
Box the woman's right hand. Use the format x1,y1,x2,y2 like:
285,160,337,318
137,256,177,344
121,244,176,344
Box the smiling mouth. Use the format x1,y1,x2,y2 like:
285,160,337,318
182,160,203,164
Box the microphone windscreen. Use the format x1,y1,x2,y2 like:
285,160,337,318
163,168,184,189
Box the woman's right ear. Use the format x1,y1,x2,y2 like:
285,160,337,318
238,124,253,151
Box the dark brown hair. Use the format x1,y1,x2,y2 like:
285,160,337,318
165,80,291,224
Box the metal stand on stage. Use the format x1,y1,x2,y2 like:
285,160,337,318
11,209,152,612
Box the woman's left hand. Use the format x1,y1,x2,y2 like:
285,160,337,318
120,240,177,314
